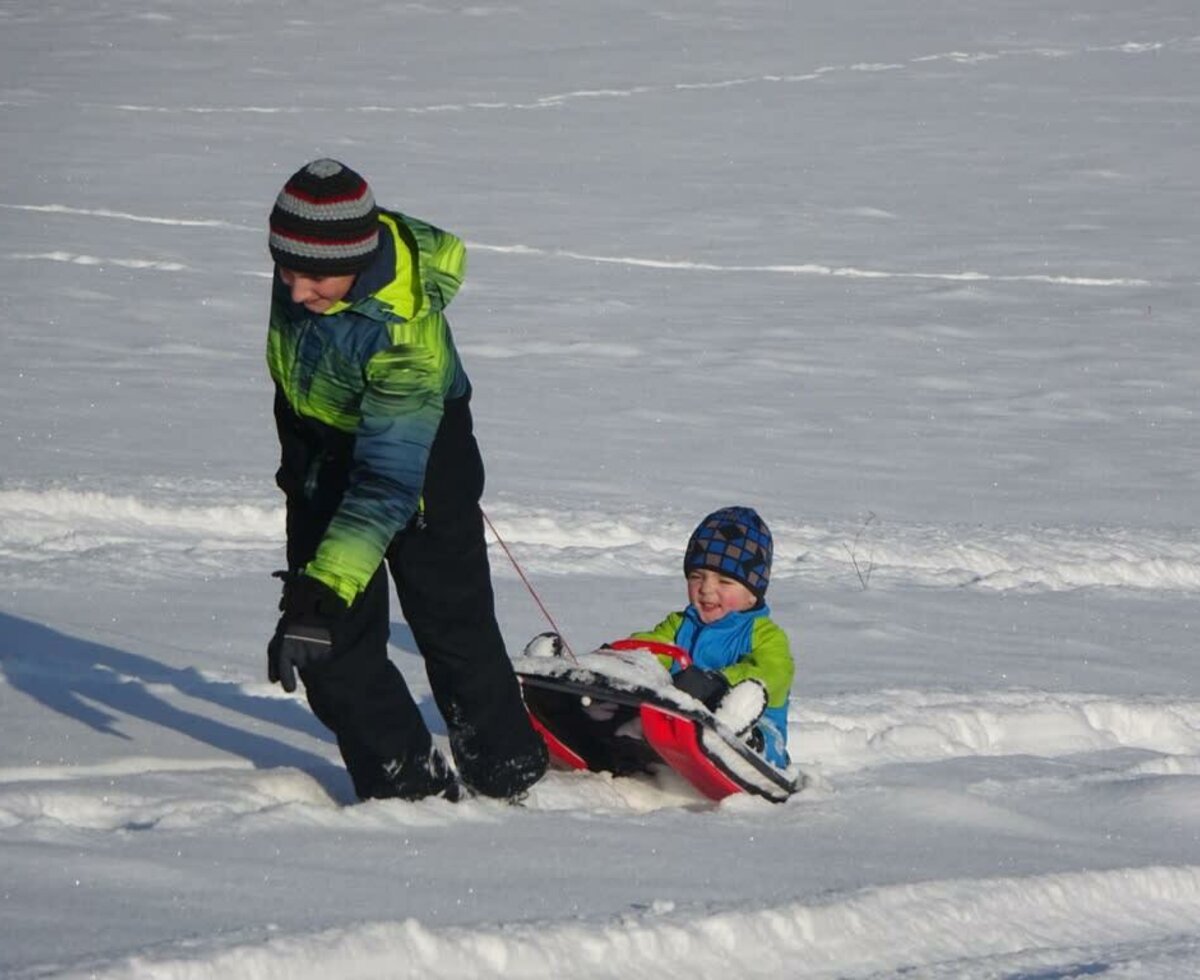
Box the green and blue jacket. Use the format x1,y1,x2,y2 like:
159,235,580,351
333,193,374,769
267,209,470,604
631,604,794,765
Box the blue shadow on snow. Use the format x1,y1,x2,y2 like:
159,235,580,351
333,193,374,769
0,610,350,795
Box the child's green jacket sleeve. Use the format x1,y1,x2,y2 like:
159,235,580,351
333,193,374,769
629,613,685,647
722,617,793,708
629,613,794,709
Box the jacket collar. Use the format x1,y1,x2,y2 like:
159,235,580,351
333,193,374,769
683,601,770,632
344,228,396,304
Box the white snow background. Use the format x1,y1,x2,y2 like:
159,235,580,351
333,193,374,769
2,1,1199,977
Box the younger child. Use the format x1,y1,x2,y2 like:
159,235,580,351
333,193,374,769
628,506,794,767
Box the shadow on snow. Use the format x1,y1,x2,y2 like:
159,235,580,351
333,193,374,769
0,611,451,803
0,609,351,795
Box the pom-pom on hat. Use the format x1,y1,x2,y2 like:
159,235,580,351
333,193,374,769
684,506,773,599
269,159,380,275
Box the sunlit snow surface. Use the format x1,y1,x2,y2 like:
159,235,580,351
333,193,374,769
1,0,1199,977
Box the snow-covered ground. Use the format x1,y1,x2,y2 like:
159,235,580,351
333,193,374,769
2,1,1199,976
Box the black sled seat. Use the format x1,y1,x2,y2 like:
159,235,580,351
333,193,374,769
515,649,802,803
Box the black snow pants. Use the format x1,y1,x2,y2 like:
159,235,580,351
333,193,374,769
280,394,547,800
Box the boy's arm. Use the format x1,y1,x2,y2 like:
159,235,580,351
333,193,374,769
721,618,794,708
304,343,444,604
628,612,683,645
626,612,686,670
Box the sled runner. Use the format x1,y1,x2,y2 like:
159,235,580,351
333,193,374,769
516,640,802,803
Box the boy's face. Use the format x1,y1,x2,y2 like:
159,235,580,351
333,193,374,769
687,568,758,624
278,267,356,314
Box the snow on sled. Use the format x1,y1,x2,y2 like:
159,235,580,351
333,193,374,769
516,640,802,803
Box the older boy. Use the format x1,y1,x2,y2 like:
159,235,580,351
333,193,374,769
265,159,547,801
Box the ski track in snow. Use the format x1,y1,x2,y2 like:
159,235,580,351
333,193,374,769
1,488,1196,595
0,35,1184,290
792,688,1200,777
0,204,245,229
2,678,1197,974
466,243,1152,288
0,203,1154,288
42,865,1200,980
3,685,1197,827
24,37,1190,118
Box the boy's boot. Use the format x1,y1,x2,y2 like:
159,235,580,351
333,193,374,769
370,747,462,802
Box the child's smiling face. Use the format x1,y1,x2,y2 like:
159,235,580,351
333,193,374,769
686,569,758,624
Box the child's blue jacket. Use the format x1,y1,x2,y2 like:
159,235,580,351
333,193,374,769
631,603,793,766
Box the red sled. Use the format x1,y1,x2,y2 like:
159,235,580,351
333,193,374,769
517,644,800,803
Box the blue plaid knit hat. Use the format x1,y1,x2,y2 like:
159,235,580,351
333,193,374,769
684,506,773,599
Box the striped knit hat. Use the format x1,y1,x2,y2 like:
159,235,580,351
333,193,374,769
268,159,380,275
684,506,773,599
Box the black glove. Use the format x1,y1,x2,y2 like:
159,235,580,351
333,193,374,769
672,666,730,711
268,573,347,693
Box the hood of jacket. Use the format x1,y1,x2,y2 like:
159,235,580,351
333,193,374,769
320,208,465,324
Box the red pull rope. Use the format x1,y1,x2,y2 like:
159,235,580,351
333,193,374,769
481,509,577,662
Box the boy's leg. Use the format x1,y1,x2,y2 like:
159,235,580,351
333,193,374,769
755,712,790,769
389,507,547,798
388,400,547,799
299,565,438,799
